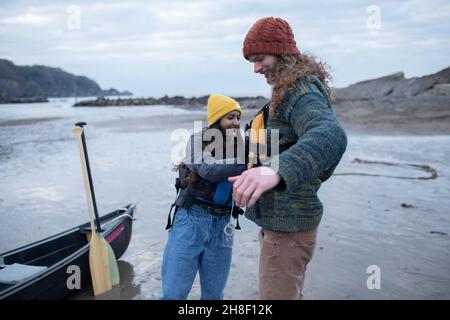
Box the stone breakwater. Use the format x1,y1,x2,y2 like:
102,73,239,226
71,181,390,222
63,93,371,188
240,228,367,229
73,95,268,109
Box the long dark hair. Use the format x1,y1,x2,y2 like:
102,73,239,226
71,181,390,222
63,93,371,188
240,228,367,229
177,121,244,188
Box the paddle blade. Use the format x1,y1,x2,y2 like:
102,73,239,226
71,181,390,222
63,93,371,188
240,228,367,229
89,234,112,296
105,239,120,286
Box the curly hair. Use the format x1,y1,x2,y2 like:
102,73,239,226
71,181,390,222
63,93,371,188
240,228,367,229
267,53,332,114
174,122,245,188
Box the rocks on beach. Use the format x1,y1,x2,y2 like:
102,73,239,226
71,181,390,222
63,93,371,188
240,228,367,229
73,95,269,110
69,67,450,135
331,67,450,134
3,60,450,134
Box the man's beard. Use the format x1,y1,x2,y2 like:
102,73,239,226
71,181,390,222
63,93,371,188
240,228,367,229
265,66,277,85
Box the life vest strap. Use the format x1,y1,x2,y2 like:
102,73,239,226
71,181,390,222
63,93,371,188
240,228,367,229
247,103,270,169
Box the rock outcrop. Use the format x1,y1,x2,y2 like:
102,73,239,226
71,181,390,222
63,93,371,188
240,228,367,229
0,59,131,103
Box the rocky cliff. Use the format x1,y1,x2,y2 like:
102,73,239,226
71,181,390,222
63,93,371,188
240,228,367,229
0,59,131,103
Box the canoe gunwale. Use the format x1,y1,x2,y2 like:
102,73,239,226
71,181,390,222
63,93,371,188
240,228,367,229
0,203,136,300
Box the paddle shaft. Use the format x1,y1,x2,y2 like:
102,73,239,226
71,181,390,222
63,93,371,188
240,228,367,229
78,129,102,233
73,128,99,235
73,125,113,295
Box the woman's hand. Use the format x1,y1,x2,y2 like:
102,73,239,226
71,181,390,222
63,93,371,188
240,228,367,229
228,166,281,208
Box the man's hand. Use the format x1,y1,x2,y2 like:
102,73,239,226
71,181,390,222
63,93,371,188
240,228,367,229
228,166,281,208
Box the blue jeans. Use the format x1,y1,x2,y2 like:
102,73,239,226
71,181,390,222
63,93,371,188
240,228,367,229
160,204,234,300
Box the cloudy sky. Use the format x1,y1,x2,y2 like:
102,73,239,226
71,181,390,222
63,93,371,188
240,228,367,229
1,0,449,97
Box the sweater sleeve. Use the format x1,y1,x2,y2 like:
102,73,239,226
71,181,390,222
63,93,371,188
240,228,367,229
185,134,246,183
270,92,347,191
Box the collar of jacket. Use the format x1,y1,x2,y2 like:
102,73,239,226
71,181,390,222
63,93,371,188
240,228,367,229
279,74,331,112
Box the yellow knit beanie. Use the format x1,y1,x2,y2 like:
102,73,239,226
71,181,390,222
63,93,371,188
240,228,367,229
207,94,242,126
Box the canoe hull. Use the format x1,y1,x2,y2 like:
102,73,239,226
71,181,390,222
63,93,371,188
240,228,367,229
0,204,136,300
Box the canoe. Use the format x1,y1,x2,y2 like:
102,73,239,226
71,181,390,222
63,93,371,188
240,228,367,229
0,203,136,300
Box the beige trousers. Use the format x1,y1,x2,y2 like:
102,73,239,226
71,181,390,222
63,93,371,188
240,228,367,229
258,227,318,300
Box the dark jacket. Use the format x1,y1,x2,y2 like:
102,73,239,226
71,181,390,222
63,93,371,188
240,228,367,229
175,132,246,207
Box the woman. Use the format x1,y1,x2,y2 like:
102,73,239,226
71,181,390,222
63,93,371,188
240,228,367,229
160,94,246,300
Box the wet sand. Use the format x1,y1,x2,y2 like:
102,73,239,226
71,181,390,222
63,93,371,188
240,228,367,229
0,117,63,127
1,100,449,300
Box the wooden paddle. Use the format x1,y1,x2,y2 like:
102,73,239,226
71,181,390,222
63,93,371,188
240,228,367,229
73,122,119,296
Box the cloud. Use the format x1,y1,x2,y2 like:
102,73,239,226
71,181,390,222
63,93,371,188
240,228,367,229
401,0,450,22
0,0,449,95
1,12,54,25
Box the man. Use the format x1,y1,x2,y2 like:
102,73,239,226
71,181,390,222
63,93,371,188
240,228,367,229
228,17,347,300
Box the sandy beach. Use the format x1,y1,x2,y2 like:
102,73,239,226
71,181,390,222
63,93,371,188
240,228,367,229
1,99,449,299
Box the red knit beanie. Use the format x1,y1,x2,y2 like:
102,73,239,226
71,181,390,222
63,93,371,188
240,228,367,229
243,17,300,60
